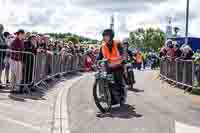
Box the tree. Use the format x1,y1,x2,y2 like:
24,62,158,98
129,28,165,52
46,33,98,44
66,36,79,44
129,28,144,48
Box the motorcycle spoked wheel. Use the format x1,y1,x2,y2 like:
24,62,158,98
93,79,112,113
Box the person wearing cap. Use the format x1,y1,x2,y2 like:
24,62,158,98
10,29,25,93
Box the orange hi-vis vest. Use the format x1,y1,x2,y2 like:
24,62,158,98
102,41,123,65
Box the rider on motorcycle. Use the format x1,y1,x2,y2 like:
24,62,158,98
122,39,132,61
122,39,136,84
97,29,126,105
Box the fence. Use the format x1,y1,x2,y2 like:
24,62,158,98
160,57,200,89
0,49,85,93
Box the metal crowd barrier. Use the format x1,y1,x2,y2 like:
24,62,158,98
0,49,85,93
78,53,86,71
160,57,196,89
34,51,85,86
0,49,35,90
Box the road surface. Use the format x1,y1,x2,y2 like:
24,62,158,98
0,74,82,133
0,71,200,133
67,71,200,133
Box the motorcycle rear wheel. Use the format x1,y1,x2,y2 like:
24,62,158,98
127,69,134,89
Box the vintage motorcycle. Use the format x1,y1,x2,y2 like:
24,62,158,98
93,59,135,113
124,57,135,89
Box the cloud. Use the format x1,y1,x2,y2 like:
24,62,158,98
0,0,199,39
122,0,200,37
70,0,168,14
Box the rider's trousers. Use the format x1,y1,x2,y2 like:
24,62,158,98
107,66,125,104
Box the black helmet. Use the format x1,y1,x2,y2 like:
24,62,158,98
102,29,114,40
122,38,129,45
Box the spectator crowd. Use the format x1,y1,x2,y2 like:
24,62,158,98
158,39,200,88
127,50,159,71
159,39,194,60
0,24,98,94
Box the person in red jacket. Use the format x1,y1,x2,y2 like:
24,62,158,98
84,50,94,72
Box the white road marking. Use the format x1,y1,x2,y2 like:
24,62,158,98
0,114,41,131
176,121,200,133
53,75,86,133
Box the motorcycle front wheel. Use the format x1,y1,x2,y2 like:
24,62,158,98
93,79,112,113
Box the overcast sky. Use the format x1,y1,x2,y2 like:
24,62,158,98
0,0,199,40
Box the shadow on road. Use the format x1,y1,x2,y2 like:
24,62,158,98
6,72,83,102
128,88,144,93
96,104,143,119
0,89,11,94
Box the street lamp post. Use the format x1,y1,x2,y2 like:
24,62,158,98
185,0,190,45
110,15,114,30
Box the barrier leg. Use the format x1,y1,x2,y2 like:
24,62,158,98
23,85,32,95
183,62,187,89
41,81,49,89
191,62,195,92
35,84,47,94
